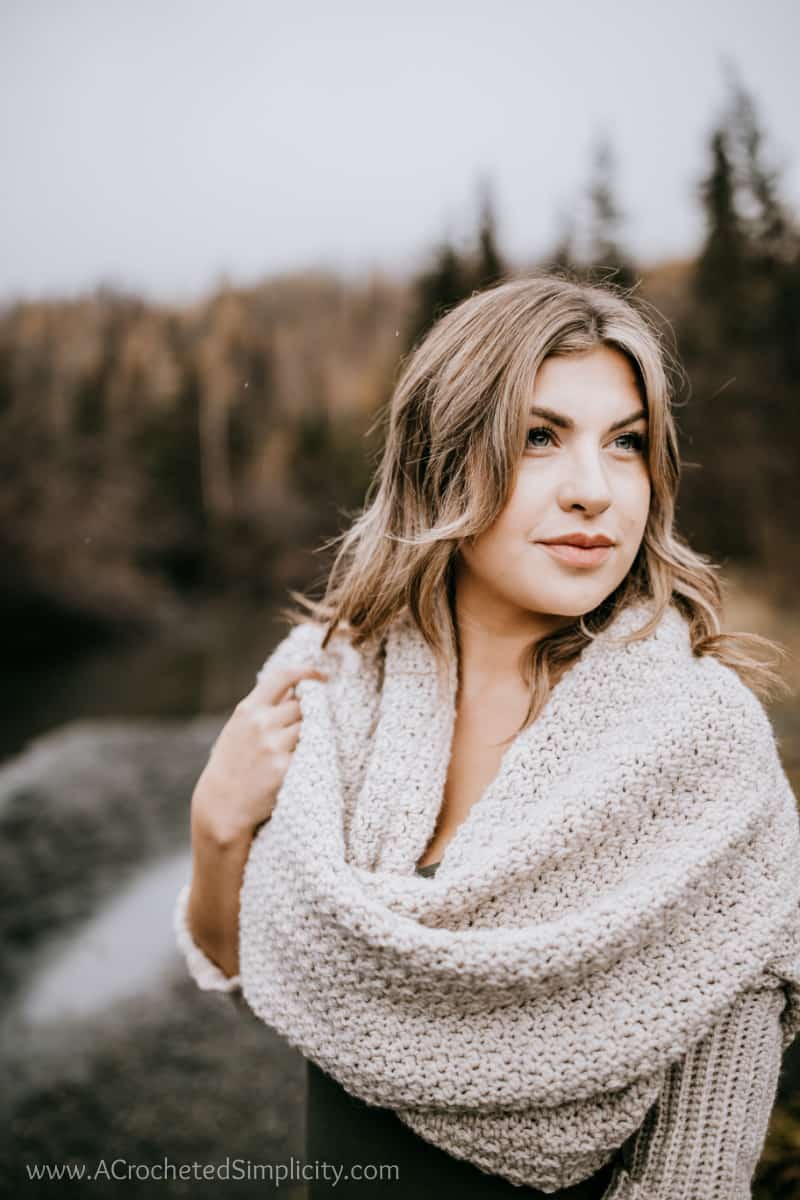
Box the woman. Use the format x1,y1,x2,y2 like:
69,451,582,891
174,272,800,1198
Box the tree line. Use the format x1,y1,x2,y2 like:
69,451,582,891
0,67,797,657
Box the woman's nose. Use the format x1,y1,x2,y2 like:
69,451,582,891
556,453,612,512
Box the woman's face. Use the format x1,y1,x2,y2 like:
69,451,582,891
455,345,651,631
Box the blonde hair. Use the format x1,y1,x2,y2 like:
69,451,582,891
282,269,789,734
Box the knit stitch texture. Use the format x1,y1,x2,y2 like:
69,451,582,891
196,598,800,1191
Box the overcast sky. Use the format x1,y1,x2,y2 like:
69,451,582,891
2,0,798,305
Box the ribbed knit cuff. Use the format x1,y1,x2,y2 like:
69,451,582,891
603,983,786,1200
172,881,241,993
764,904,800,1052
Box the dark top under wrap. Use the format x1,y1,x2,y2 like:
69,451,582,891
304,859,625,1198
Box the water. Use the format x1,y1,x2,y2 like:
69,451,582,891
20,850,193,1024
0,599,288,765
1,599,286,1026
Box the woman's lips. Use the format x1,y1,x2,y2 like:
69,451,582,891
536,542,613,567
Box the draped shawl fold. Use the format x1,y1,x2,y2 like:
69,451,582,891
238,598,800,1191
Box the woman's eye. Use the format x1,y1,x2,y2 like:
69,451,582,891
525,426,556,449
614,431,646,452
524,426,646,453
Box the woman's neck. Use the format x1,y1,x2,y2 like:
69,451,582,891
451,586,573,700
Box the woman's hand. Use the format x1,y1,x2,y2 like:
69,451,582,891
191,661,329,846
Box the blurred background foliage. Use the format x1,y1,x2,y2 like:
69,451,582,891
2,71,798,664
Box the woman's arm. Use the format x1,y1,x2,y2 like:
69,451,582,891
183,799,257,986
172,619,330,994
605,979,788,1199
173,883,242,994
172,801,256,992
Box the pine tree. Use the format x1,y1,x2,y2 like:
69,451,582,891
546,208,579,275
723,68,800,359
687,64,800,595
694,67,800,351
693,126,747,341
404,237,469,350
472,177,505,289
584,136,638,291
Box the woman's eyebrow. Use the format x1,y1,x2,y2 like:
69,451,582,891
528,405,648,433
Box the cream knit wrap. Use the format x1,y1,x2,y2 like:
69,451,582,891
238,598,800,1192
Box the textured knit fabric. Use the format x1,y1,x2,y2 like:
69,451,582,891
173,596,800,1195
603,978,789,1198
304,1056,619,1199
170,862,442,988
312,858,616,1200
173,893,789,1198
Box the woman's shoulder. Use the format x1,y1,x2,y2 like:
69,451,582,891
686,634,777,741
610,601,780,771
648,601,777,728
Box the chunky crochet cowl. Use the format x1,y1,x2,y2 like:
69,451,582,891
238,598,800,1191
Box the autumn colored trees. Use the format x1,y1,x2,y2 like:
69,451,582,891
0,70,797,647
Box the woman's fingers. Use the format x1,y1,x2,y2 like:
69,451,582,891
195,659,326,838
250,704,301,747
254,723,301,757
273,719,302,749
249,662,329,708
271,698,302,726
